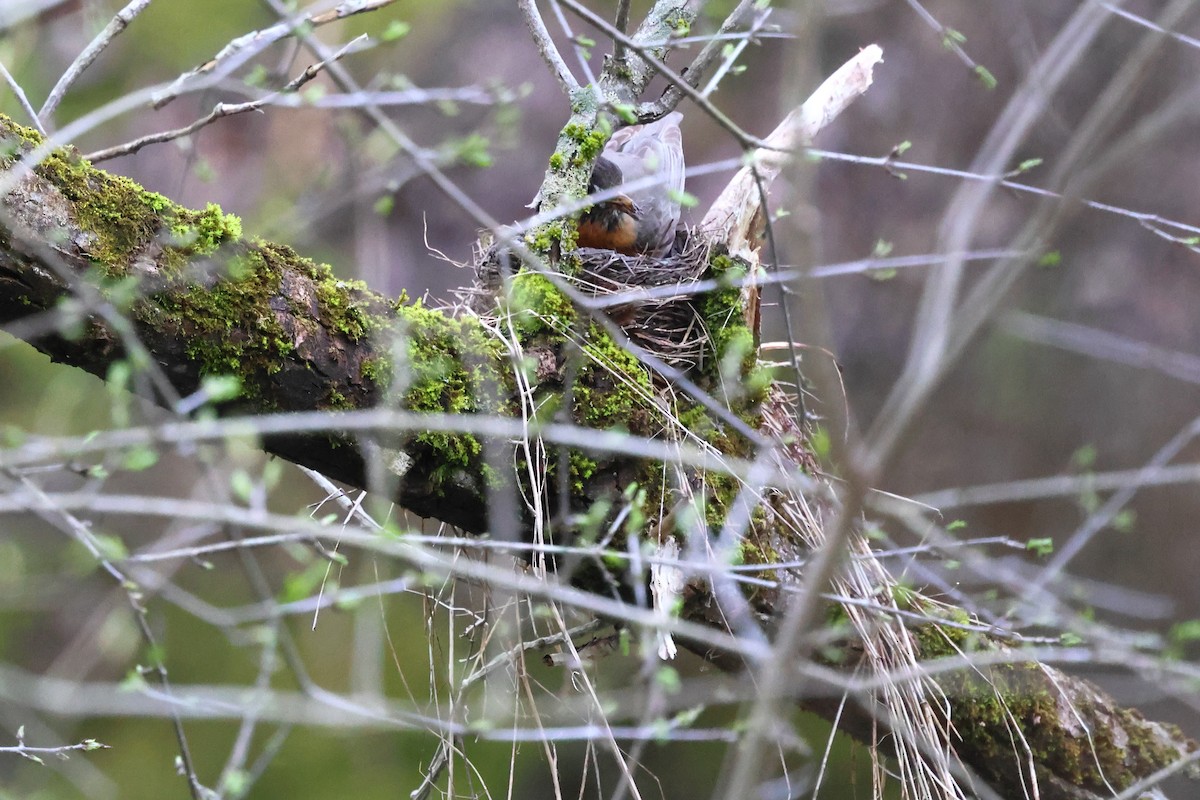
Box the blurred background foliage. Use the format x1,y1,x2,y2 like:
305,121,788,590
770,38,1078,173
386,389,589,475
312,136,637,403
2,0,1200,797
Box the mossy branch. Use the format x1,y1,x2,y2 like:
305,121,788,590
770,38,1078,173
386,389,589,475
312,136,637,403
530,1,694,260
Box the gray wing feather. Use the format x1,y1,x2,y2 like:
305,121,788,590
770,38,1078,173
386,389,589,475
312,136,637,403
603,112,685,256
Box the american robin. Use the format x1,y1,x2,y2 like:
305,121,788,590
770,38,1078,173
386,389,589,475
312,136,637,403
577,111,685,258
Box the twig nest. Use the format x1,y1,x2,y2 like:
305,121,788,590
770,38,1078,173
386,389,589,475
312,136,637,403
468,229,714,369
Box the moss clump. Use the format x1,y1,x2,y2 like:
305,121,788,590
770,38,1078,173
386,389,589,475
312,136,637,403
572,129,608,167
146,245,292,405
0,115,44,153
548,152,565,171
573,324,653,432
703,254,754,372
312,267,379,341
395,300,510,488
696,252,773,427
0,115,241,278
31,145,240,276
524,220,578,263
506,271,576,335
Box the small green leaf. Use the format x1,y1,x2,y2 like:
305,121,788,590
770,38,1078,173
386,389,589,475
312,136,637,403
200,375,242,403
942,28,966,47
1112,509,1136,533
243,64,269,88
1017,158,1043,173
1071,444,1097,470
655,665,681,692
974,65,998,90
1026,537,1054,557
1170,619,1200,643
811,426,831,461
612,103,637,124
374,195,395,216
1038,250,1062,268
667,189,698,208
230,469,255,502
121,446,158,472
946,519,967,532
93,533,129,562
381,20,411,42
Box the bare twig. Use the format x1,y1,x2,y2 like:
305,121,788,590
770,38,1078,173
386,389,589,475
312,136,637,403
557,0,763,145
546,0,599,85
613,0,632,63
653,0,760,114
152,0,396,109
84,34,368,163
1,726,109,763
38,0,154,127
1,472,207,800
865,0,1190,471
0,60,45,134
901,0,987,76
700,4,773,98
808,148,1200,243
702,45,884,250
520,0,579,93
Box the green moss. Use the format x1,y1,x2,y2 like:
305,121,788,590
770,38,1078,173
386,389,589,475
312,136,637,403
0,115,241,278
703,254,755,373
573,324,653,431
312,267,378,340
572,129,608,166
146,246,292,405
394,299,511,489
506,271,576,335
360,355,390,386
568,451,598,492
548,152,565,171
30,147,241,277
0,117,46,166
524,220,578,260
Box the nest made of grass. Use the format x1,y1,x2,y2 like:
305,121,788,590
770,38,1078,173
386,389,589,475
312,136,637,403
465,230,714,369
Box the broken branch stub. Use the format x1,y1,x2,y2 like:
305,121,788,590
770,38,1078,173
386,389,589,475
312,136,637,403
699,44,883,332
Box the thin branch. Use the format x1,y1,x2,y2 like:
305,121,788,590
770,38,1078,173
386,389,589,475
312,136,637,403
701,45,885,249
654,0,760,114
700,4,773,98
901,0,986,75
864,0,1193,473
38,0,154,126
520,0,579,93
557,0,763,146
152,0,397,109
613,0,632,63
83,34,368,163
0,735,109,762
810,148,1200,244
0,60,45,135
1,472,207,800
546,0,598,86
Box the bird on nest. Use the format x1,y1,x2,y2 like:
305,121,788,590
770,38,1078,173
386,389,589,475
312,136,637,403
576,111,685,259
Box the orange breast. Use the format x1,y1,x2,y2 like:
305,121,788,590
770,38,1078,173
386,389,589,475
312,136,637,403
577,210,638,254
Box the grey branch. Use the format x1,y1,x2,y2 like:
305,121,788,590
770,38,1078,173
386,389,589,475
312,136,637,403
520,0,580,93
38,0,154,127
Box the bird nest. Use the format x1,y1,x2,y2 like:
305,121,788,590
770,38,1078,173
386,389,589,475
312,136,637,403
464,230,715,370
